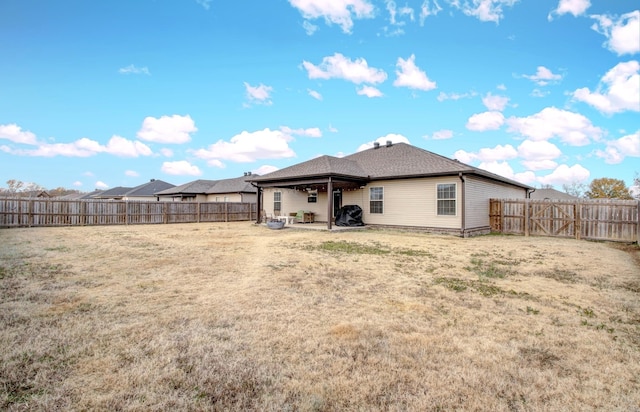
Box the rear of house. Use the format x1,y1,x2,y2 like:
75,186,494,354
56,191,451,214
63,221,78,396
254,143,531,235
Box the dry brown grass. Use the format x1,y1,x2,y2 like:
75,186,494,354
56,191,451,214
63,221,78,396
1,222,639,411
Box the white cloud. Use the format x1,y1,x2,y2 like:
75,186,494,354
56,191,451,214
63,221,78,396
125,170,139,177
357,85,384,97
307,89,323,100
596,131,640,164
105,135,153,157
521,159,558,171
302,53,387,84
437,90,477,101
419,0,443,24
95,181,109,190
328,124,339,133
0,124,37,144
118,64,150,75
591,11,640,55
482,92,509,111
137,114,197,144
572,60,640,114
357,133,410,151
160,148,174,157
254,165,279,175
506,107,603,146
537,164,590,186
393,54,436,91
531,89,550,98
161,161,203,176
280,126,322,138
453,144,517,164
303,20,319,35
1,135,152,158
474,160,536,185
451,0,519,23
548,0,590,20
429,129,453,140
288,0,375,33
386,1,415,27
195,0,212,10
466,111,505,131
517,139,562,161
73,181,82,187
523,66,562,86
244,82,274,106
191,128,296,164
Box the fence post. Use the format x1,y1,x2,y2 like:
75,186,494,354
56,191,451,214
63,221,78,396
225,202,229,222
575,201,581,240
28,199,33,228
500,200,504,233
524,199,529,237
163,202,168,224
637,200,639,244
197,202,201,223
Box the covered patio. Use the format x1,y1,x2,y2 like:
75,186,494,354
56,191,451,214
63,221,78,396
252,176,368,230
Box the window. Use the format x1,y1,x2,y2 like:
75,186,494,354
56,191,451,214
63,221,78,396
273,191,282,214
437,183,456,215
307,191,317,203
370,187,383,214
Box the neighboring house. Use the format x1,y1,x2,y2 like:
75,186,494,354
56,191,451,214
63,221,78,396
154,173,258,203
250,142,533,236
91,179,176,201
59,190,105,200
529,188,579,200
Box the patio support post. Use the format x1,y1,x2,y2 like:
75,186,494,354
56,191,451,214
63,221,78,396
255,186,262,224
327,178,333,230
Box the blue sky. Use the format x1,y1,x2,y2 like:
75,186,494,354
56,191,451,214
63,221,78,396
1,0,638,192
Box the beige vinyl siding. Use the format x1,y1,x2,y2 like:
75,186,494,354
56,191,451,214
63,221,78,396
360,178,461,229
262,188,326,220
464,176,527,229
205,193,257,203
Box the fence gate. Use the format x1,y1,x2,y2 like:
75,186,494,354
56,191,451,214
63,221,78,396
529,201,577,238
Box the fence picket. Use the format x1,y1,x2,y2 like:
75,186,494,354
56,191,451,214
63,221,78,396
490,198,638,243
0,198,258,228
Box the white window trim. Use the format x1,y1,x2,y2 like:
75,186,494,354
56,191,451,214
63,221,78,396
369,186,384,214
436,183,457,217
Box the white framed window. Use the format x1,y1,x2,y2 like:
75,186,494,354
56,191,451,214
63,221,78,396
273,191,282,214
369,187,383,214
307,191,317,203
437,183,456,216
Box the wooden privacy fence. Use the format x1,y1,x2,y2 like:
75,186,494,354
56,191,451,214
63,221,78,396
0,198,258,228
490,198,639,243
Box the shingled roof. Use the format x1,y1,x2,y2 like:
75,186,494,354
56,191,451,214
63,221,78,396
251,142,530,189
155,175,257,196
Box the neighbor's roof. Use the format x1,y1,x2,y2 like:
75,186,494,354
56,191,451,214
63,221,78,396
529,188,579,200
155,175,257,196
93,186,131,197
251,143,531,189
126,179,175,197
206,175,256,194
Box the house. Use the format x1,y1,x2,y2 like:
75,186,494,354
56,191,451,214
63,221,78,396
91,179,176,201
154,173,258,203
249,142,533,236
529,188,579,200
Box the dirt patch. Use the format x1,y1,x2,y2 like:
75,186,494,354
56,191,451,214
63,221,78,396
1,223,639,410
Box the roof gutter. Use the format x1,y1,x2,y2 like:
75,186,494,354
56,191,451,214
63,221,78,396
459,172,466,237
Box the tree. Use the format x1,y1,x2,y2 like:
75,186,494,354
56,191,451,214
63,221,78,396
585,177,633,200
632,172,640,200
562,181,587,198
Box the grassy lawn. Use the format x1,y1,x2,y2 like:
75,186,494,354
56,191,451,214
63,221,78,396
1,222,639,411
